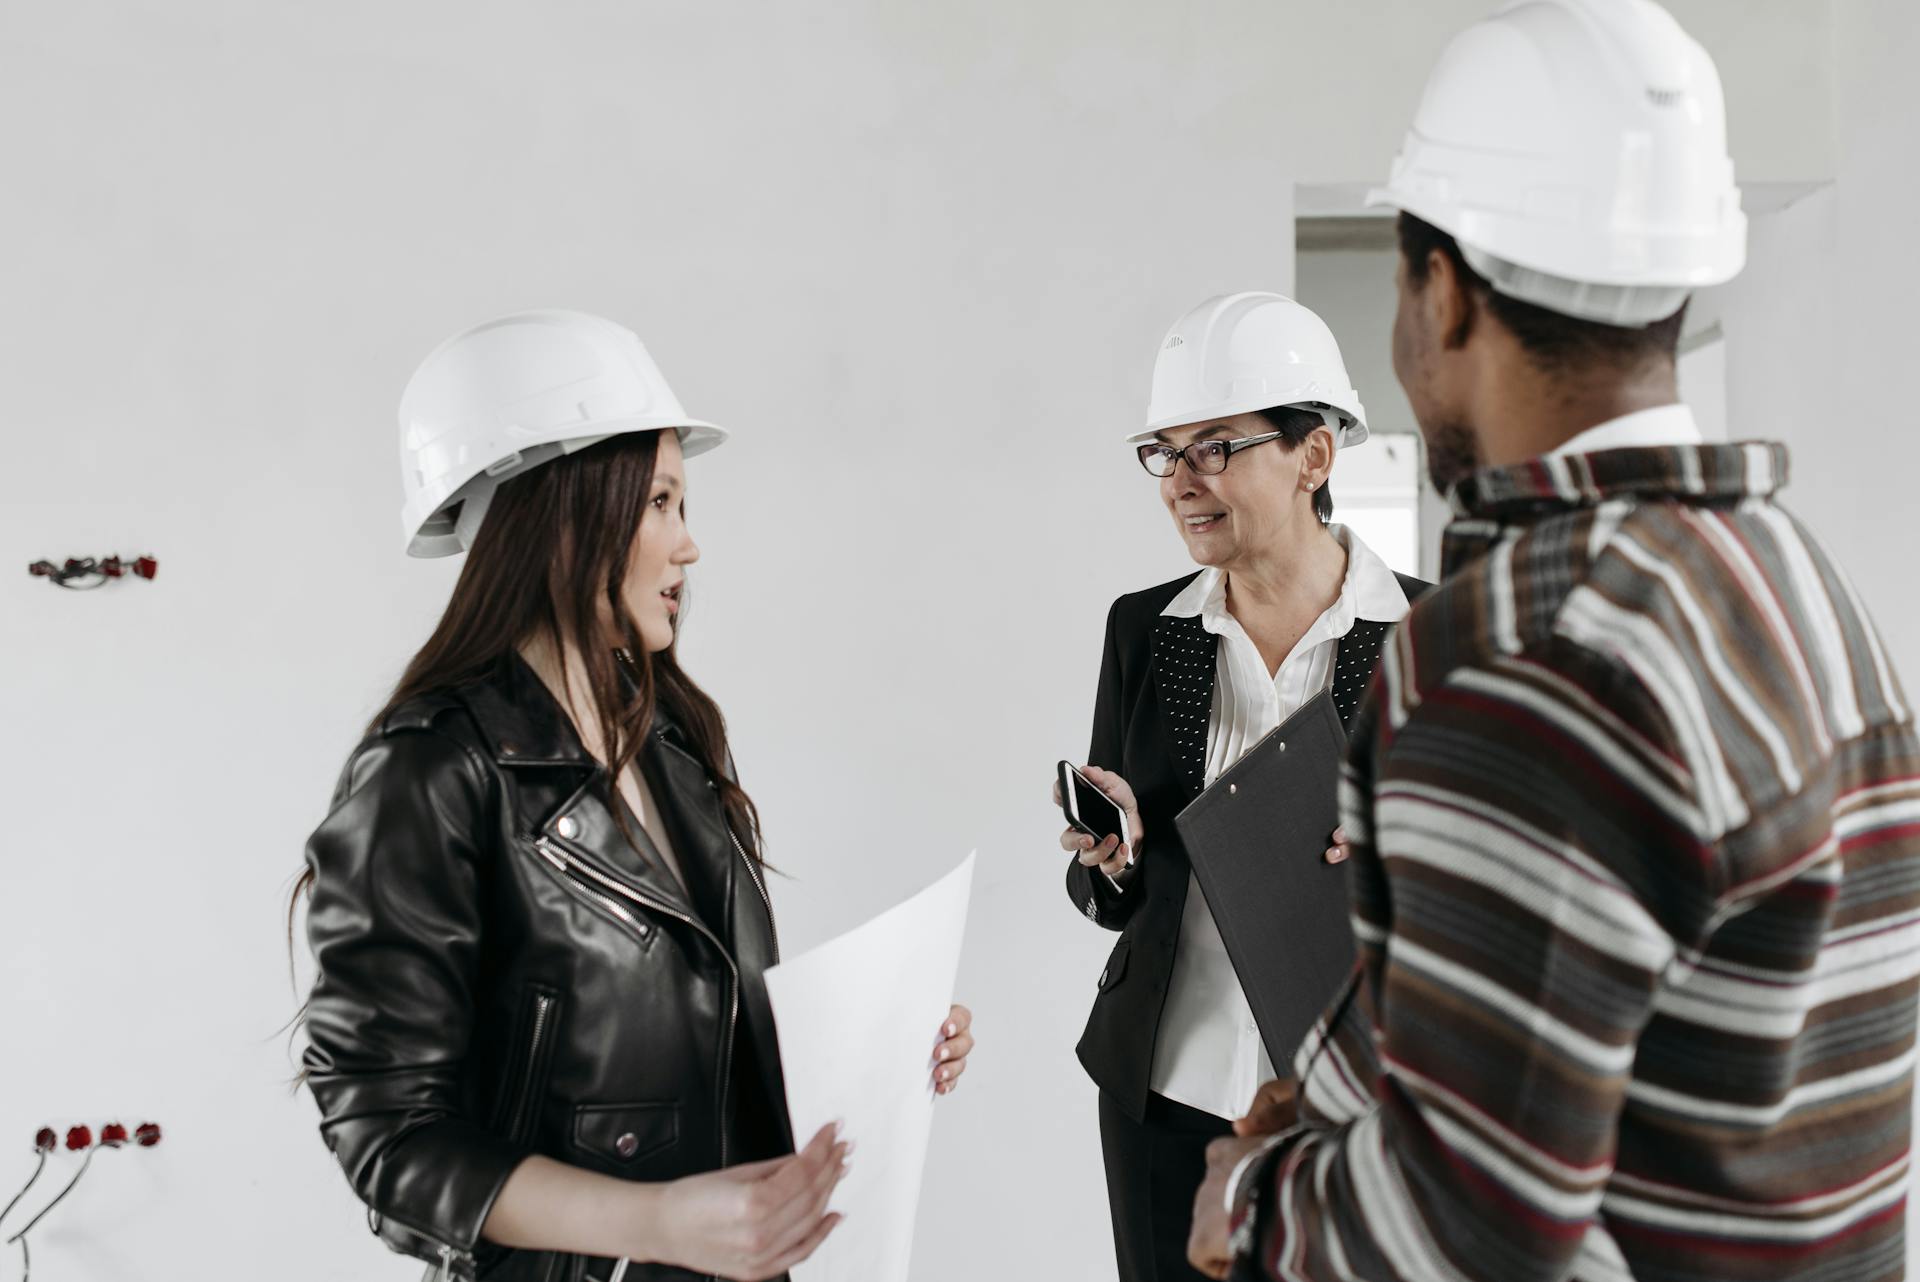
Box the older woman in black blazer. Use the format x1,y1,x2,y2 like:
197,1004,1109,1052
1054,293,1428,1282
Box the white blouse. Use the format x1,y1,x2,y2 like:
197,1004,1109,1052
1147,524,1410,1120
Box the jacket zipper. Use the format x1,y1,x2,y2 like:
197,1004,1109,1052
730,829,779,964
368,1206,472,1280
504,992,556,1145
532,836,739,1171
532,841,650,937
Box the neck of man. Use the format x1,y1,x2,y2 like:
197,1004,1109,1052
1467,340,1682,469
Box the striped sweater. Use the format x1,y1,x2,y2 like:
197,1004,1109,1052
1234,443,1920,1282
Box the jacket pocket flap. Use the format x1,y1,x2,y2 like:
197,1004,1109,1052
573,1102,679,1167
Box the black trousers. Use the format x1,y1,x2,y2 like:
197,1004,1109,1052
1099,1091,1234,1282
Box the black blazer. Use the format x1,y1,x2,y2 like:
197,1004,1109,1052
1066,568,1430,1122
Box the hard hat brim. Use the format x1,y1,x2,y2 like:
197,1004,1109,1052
555,416,729,459
403,417,731,557
1367,182,1745,294
1125,400,1368,448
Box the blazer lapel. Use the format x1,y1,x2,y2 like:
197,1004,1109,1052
1330,619,1390,732
1150,613,1217,799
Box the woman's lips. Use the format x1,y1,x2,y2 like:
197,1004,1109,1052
1183,513,1226,534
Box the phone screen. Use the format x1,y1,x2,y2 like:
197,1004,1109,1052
1064,765,1127,842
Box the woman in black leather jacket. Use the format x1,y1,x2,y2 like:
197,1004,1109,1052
292,311,974,1282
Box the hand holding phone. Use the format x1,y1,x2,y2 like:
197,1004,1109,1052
1056,761,1140,884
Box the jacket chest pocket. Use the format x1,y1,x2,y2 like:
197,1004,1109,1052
572,1101,680,1169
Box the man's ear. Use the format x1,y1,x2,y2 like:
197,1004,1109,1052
1425,246,1479,351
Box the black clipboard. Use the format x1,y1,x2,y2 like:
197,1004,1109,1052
1172,687,1355,1068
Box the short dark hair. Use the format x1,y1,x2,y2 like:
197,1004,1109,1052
1256,405,1334,523
1395,212,1686,375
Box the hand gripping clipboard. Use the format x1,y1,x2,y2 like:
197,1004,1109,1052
1172,688,1356,1069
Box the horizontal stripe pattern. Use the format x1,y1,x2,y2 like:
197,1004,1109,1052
1247,444,1920,1282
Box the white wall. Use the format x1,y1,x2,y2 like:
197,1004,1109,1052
1815,0,1918,684
0,3,1870,1281
0,4,1293,1279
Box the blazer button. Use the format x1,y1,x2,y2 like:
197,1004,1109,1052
556,815,580,840
615,1132,640,1159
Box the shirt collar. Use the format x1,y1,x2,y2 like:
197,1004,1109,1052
1160,524,1409,634
1450,440,1786,522
1546,404,1703,459
1442,439,1791,578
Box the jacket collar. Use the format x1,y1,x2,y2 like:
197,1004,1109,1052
459,653,592,767
460,651,697,768
1444,442,1789,573
1450,441,1786,520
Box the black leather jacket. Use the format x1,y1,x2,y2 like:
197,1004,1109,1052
301,655,790,1282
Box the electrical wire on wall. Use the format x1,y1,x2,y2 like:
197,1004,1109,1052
25,556,158,590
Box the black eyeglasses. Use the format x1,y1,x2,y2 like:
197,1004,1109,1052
1135,431,1284,478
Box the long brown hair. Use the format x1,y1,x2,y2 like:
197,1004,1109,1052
286,430,762,993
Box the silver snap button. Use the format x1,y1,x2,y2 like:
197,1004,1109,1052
1278,741,1287,752
615,1132,639,1159
1229,783,1237,795
556,815,580,840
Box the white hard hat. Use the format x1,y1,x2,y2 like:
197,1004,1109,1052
1367,0,1746,327
1129,292,1369,448
398,309,728,557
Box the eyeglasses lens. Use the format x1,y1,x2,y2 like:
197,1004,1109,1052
1190,442,1227,475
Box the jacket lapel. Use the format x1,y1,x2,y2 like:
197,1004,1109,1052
1330,619,1391,732
1150,613,1216,799
464,654,702,919
644,717,741,940
548,775,701,920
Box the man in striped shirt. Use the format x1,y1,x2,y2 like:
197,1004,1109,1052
1189,3,1920,1280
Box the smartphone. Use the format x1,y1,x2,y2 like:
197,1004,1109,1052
1058,761,1128,845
